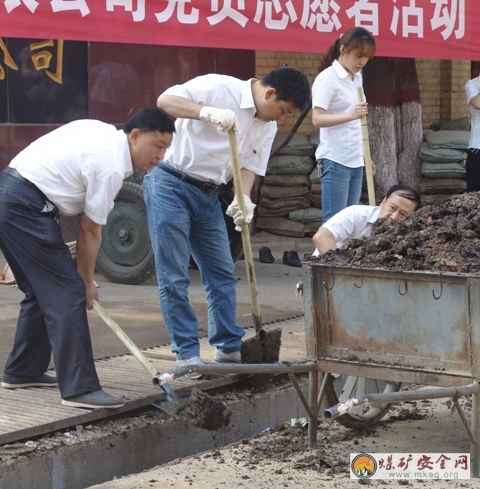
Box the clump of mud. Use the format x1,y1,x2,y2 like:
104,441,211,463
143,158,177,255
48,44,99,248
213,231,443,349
175,390,232,431
241,328,282,364
309,192,480,274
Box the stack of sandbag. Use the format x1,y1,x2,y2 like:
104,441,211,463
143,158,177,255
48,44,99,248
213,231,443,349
256,133,321,237
305,132,322,211
420,118,470,206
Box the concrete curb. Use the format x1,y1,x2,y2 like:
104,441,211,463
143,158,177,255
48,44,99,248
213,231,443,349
0,380,309,489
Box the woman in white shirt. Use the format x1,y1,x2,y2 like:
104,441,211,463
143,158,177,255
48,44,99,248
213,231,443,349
312,27,376,223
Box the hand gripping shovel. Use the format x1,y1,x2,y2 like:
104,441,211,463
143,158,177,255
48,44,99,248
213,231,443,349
91,300,231,430
227,129,282,364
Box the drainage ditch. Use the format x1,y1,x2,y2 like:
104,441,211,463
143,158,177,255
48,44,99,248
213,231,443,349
0,376,309,489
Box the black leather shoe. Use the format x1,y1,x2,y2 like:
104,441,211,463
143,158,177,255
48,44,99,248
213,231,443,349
259,247,275,263
283,250,302,267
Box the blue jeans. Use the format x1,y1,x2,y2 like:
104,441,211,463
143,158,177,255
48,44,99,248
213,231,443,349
144,165,244,360
320,158,364,223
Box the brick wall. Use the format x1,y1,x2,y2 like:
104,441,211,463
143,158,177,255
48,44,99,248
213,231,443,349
415,58,470,129
451,60,472,121
255,50,317,135
255,53,472,134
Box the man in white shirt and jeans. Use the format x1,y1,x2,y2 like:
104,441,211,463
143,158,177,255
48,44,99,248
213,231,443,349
0,108,175,409
145,67,310,371
465,73,480,191
312,185,421,255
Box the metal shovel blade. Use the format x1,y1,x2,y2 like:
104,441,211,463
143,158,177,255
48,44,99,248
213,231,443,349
152,383,191,417
241,328,282,364
92,300,229,431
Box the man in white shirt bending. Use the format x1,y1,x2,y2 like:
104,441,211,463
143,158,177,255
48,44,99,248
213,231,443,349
145,67,310,370
0,108,175,409
312,185,421,255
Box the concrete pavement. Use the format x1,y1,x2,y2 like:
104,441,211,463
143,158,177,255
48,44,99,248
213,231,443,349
0,232,315,370
0,232,317,489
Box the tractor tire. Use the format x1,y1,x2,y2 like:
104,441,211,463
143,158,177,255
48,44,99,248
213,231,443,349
96,182,155,285
96,182,244,284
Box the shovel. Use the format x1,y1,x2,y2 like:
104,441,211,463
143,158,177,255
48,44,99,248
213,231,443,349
357,87,376,206
227,129,282,364
91,300,230,430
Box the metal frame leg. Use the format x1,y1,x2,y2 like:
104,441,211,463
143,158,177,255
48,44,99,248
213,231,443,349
308,370,318,449
472,391,480,478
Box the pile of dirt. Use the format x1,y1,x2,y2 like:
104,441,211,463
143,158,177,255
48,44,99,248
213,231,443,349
309,192,480,273
174,389,232,431
241,328,282,364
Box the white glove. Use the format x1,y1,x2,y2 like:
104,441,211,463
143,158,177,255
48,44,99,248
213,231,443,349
226,195,256,232
199,106,239,132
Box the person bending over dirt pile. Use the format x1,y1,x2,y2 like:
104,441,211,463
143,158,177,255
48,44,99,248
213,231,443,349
312,185,421,255
310,191,480,274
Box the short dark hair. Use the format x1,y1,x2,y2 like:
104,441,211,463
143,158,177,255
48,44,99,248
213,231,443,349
260,67,311,112
123,108,175,134
386,184,422,210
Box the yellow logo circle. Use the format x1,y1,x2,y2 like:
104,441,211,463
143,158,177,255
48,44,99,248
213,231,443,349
351,453,377,478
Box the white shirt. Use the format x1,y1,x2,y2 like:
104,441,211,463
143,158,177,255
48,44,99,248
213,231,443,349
313,205,380,256
10,120,132,225
466,75,480,150
312,60,364,168
162,74,277,185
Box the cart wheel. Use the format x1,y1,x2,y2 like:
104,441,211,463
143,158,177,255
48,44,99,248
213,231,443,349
324,374,401,428
96,182,155,285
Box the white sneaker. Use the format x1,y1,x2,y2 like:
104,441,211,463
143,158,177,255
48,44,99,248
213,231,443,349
175,356,204,379
213,349,242,364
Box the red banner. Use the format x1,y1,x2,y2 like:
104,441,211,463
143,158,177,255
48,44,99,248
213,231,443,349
0,0,477,61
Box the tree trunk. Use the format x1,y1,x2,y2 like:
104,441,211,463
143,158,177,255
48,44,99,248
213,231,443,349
363,58,423,198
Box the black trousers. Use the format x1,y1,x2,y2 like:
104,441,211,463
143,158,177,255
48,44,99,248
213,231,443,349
0,172,101,398
466,149,480,192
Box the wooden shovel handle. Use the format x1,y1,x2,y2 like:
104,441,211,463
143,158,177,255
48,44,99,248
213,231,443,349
228,129,262,333
92,299,158,379
357,88,375,206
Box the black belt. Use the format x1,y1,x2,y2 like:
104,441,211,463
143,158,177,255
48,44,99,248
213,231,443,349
158,162,218,194
2,167,48,198
2,167,58,219
468,148,480,154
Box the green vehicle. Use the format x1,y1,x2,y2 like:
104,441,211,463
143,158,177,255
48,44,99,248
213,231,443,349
94,175,244,285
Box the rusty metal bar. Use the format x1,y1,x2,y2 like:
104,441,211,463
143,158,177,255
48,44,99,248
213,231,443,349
288,373,313,419
154,362,316,385
316,372,330,416
473,392,480,477
308,370,318,449
452,398,476,446
324,383,480,420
